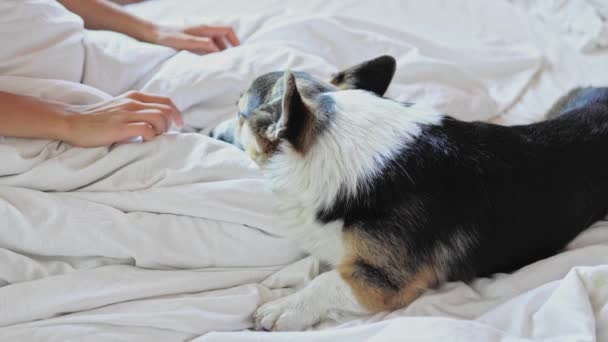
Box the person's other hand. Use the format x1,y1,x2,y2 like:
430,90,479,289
63,91,183,147
149,25,240,54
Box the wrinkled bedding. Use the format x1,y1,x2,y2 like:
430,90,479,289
1,0,608,341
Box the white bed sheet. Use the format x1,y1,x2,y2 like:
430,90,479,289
1,0,608,341
127,0,608,125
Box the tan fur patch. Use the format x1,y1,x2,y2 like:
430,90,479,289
338,259,394,312
338,230,444,312
390,266,438,308
255,134,280,156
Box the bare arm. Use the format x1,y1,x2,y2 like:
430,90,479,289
0,92,72,141
58,0,155,43
109,0,148,5
0,91,183,147
57,0,240,53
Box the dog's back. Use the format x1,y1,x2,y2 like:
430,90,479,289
481,98,608,275
460,87,608,276
546,87,608,119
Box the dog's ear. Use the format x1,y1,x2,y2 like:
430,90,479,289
267,71,315,152
329,55,396,96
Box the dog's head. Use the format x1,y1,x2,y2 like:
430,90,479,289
209,55,396,163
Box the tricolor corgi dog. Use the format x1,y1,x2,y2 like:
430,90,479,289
210,56,608,331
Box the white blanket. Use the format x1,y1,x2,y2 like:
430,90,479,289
509,0,608,53
1,0,607,341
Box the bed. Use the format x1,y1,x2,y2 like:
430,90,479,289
0,0,607,341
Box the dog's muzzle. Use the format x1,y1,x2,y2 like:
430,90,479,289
209,117,242,149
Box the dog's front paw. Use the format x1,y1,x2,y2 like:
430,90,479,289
253,293,321,331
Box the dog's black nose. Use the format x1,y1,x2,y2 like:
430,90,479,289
208,128,215,137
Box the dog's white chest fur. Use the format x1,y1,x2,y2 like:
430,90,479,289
292,220,346,266
274,200,346,266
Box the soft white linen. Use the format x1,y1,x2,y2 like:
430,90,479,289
0,0,85,83
1,0,608,341
132,13,541,131
509,0,608,53
201,264,608,342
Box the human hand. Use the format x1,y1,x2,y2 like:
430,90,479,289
147,25,240,54
57,1,240,54
62,91,183,147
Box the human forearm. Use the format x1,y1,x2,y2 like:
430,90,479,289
57,0,239,53
0,91,183,147
0,91,71,141
109,0,147,4
57,0,156,42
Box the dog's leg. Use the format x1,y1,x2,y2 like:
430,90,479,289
335,229,441,313
338,257,437,314
253,262,437,331
253,270,369,331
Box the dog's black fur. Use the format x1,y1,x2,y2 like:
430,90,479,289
320,88,608,282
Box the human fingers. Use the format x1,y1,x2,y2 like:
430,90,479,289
164,34,219,54
222,27,240,46
213,35,227,50
124,91,184,128
196,26,240,46
123,109,169,134
121,122,157,142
